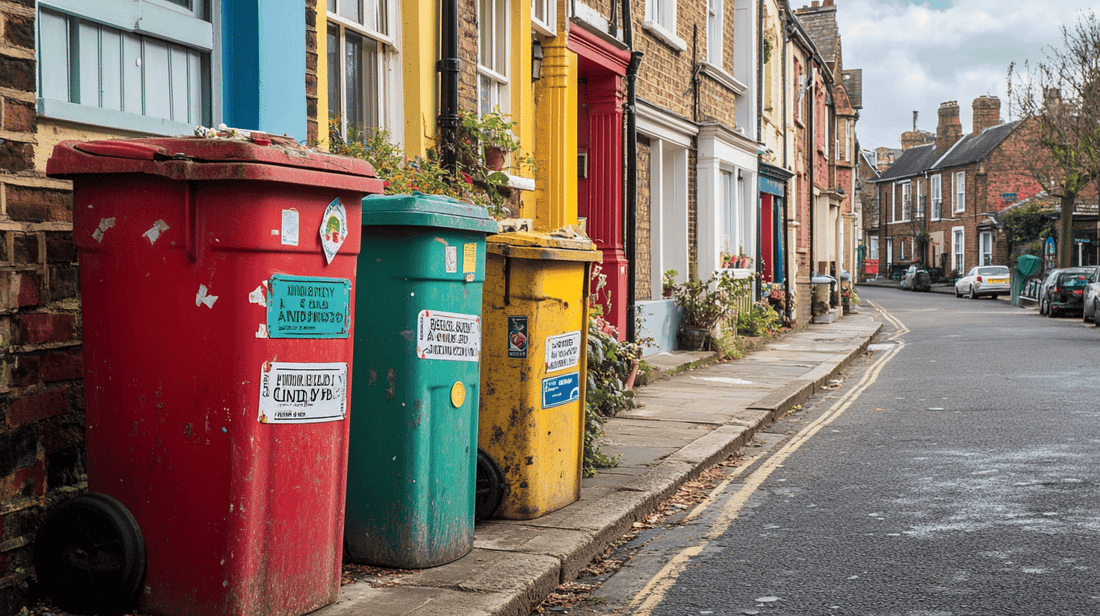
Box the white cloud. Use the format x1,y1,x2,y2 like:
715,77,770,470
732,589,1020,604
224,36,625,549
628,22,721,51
834,0,1098,149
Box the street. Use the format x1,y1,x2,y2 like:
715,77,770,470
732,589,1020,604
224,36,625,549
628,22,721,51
563,285,1100,616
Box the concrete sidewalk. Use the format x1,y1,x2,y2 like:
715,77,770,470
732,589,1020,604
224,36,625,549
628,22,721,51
316,314,882,616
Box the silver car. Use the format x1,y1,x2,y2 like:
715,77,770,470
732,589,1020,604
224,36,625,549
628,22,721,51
954,265,1010,299
1081,266,1100,324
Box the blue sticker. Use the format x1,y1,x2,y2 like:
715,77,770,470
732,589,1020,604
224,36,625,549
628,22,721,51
267,275,351,339
542,372,581,409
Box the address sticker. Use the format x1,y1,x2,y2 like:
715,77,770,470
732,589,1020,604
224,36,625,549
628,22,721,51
545,330,582,373
258,361,347,424
266,275,351,339
416,310,481,362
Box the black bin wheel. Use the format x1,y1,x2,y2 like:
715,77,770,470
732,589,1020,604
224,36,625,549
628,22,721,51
475,449,505,521
34,492,146,615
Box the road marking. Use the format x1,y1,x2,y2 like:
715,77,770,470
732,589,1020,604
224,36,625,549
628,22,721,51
626,311,907,615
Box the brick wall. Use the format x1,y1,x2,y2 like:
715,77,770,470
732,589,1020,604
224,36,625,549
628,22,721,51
305,2,320,144
2,3,87,613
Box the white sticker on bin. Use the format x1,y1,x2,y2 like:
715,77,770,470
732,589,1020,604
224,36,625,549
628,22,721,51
416,310,481,362
545,330,582,373
258,361,347,424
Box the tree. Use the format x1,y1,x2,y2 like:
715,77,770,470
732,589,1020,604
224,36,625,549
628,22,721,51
1009,12,1100,268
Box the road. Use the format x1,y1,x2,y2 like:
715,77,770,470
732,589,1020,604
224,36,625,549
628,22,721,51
559,286,1100,616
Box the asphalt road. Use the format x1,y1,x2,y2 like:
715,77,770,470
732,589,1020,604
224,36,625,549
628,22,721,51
566,286,1100,616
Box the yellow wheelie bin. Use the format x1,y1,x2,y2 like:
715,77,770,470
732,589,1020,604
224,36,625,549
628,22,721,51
477,232,601,520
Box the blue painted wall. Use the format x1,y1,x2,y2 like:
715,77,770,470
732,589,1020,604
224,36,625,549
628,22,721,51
637,299,681,355
222,0,307,140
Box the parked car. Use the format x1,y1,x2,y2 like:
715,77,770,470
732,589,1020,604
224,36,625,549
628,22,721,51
954,265,1010,299
899,265,931,292
1038,267,1093,317
1081,266,1100,324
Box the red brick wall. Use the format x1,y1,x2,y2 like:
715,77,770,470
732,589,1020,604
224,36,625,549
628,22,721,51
2,3,88,612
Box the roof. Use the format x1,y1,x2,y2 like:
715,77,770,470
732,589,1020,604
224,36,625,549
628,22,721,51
859,150,880,179
794,4,840,67
930,120,1021,171
842,69,862,109
874,143,939,182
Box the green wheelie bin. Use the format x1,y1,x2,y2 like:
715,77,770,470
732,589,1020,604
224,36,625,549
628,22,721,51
344,193,497,568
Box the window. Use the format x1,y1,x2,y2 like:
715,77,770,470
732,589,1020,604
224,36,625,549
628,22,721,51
868,236,879,260
886,237,893,265
532,0,555,35
37,0,214,133
931,175,942,221
478,0,509,115
900,181,911,221
980,231,993,265
952,227,965,274
955,171,966,213
328,0,395,140
915,179,923,218
706,0,723,65
647,0,675,33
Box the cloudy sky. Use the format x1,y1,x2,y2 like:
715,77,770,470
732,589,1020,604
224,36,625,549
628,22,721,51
835,0,1098,151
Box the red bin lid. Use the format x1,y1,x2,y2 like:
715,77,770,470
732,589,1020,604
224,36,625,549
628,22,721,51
47,134,384,194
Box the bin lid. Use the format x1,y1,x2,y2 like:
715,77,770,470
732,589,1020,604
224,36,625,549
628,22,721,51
487,231,602,262
1016,254,1042,276
361,193,498,233
46,135,384,194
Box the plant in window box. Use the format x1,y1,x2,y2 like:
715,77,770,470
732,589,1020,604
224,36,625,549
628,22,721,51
720,251,735,269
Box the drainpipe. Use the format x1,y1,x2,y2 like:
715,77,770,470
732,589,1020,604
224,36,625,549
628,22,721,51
624,0,642,341
782,12,792,322
437,0,460,173
808,66,815,280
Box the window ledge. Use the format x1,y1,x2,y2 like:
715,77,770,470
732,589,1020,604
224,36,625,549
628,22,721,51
38,98,200,137
507,174,536,191
643,20,687,52
698,61,745,95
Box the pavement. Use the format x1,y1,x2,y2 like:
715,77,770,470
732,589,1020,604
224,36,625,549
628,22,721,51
315,313,882,616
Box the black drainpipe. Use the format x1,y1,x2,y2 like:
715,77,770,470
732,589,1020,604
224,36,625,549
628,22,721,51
808,65,815,280
782,17,791,322
437,0,460,173
624,0,642,342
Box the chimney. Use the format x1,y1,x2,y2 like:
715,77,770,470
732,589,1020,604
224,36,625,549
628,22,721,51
811,1,820,7
972,96,1001,134
900,130,934,151
936,101,962,157
823,0,834,6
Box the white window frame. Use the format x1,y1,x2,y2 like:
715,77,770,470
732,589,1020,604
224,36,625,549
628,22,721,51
952,226,965,274
915,179,924,218
980,231,993,266
931,174,942,221
478,0,510,115
327,0,400,142
954,171,966,213
868,236,879,260
706,0,722,65
886,237,893,265
900,181,911,222
532,0,556,36
37,0,217,135
644,0,686,51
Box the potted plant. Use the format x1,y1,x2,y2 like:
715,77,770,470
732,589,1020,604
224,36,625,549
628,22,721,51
458,109,522,171
662,269,678,298
673,271,747,351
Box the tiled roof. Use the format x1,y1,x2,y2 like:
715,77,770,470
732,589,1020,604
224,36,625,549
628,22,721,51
842,69,862,109
930,120,1020,170
875,143,939,182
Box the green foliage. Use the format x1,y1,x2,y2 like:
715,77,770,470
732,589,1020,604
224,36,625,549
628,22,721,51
673,270,754,330
736,300,781,337
326,111,532,219
1001,203,1054,247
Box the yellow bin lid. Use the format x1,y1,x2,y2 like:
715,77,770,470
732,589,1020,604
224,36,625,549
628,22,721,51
486,231,602,262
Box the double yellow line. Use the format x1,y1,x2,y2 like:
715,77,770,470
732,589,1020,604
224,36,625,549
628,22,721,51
627,305,905,614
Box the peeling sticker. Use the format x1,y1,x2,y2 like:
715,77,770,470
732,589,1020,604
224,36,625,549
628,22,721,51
445,245,458,273
248,285,267,307
319,198,348,264
196,284,219,309
255,324,268,338
281,208,299,246
258,361,348,423
143,219,170,244
92,217,116,243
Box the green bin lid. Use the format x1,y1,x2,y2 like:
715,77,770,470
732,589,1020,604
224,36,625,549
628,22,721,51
362,193,498,233
1016,254,1042,276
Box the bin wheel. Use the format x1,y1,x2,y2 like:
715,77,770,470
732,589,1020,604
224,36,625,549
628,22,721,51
475,449,505,521
33,493,146,615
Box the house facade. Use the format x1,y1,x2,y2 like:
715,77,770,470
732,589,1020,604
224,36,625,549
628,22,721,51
875,97,1042,277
